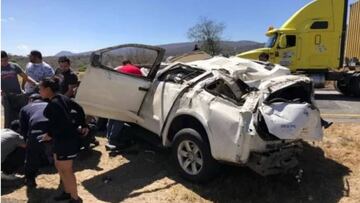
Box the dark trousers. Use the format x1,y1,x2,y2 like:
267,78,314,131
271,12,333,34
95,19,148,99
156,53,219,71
106,119,125,144
24,138,52,179
81,123,98,148
1,93,28,128
2,147,26,174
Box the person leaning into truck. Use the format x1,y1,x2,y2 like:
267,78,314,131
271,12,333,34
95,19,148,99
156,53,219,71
106,59,142,150
1,50,38,128
114,59,142,76
55,56,79,98
19,93,53,188
39,77,89,203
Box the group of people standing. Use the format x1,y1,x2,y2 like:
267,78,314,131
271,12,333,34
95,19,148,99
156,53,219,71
1,50,87,203
1,49,144,202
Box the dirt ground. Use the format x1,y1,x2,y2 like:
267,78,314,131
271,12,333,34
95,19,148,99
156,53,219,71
1,123,360,203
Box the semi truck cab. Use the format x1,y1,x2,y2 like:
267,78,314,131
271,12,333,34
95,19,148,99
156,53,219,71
238,0,348,73
237,0,360,97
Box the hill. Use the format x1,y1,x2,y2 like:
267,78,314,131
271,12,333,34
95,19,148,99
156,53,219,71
54,51,76,57
9,40,264,72
159,40,263,57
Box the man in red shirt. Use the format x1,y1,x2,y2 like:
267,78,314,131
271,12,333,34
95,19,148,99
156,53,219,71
114,59,142,76
107,59,142,151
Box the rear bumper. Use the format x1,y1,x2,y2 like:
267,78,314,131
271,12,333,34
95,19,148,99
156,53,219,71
246,142,302,176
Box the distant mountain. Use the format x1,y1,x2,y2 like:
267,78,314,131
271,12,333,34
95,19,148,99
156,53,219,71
10,40,263,72
159,40,264,57
54,51,76,57
53,40,264,57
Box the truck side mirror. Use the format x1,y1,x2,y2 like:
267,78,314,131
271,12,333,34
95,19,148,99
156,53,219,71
279,34,287,49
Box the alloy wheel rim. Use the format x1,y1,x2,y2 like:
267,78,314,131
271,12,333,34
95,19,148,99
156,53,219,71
177,140,203,175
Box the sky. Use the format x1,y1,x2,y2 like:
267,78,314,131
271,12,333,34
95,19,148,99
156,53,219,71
1,0,358,56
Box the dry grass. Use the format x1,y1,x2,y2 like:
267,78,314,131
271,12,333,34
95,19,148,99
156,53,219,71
1,123,360,203
319,123,360,203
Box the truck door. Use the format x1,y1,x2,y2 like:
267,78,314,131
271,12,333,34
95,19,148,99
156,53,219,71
274,34,297,71
306,20,333,68
75,44,165,123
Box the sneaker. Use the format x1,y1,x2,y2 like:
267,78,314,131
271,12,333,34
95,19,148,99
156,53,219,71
91,139,100,146
109,140,133,149
69,197,83,203
1,172,21,181
54,191,71,201
105,143,117,151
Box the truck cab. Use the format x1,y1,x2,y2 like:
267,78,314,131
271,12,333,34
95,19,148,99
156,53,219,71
238,0,348,73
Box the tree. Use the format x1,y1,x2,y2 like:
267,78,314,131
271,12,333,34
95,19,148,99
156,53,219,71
187,17,225,56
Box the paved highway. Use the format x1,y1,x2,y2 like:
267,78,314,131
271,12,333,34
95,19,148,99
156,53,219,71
315,89,360,123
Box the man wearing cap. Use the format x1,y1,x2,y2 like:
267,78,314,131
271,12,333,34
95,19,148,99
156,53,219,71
56,56,79,98
19,93,52,187
23,50,54,94
1,50,38,128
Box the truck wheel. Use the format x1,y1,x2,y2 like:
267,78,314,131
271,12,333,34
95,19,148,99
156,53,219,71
335,72,360,97
172,128,220,182
349,72,360,97
334,80,350,96
356,73,360,97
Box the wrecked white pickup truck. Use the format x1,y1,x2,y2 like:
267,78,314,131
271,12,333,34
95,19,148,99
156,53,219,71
76,44,323,182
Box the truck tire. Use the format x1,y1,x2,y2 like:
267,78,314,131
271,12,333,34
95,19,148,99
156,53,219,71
334,79,351,96
335,72,360,97
350,72,360,97
172,128,220,182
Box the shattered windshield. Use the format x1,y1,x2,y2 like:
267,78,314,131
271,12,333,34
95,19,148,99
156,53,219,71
265,33,278,48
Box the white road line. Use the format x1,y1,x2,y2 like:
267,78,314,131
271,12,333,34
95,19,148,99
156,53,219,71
321,113,360,118
315,90,341,94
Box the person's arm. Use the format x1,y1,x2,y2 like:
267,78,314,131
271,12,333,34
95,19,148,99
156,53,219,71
46,65,55,77
38,133,52,142
68,99,86,126
43,103,51,119
43,102,56,120
19,108,29,139
65,84,78,97
19,73,38,86
43,102,56,137
68,99,89,136
14,63,37,88
14,134,26,148
21,76,26,90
